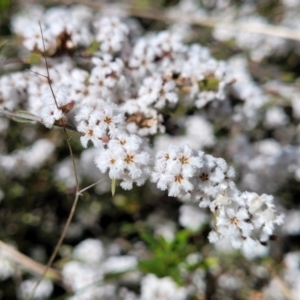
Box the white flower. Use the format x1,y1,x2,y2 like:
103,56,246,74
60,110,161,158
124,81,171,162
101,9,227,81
282,210,300,235
140,274,188,300
128,38,156,77
75,102,125,148
216,204,254,244
62,261,103,292
40,104,65,128
139,75,178,109
209,191,284,253
243,192,284,239
264,106,289,128
0,74,26,110
192,154,235,207
19,279,53,300
39,86,73,128
73,239,105,264
22,23,56,53
179,204,209,231
0,139,55,177
67,284,116,300
95,132,151,189
89,69,115,97
152,145,203,197
94,16,129,53
0,250,14,281
92,54,124,75
101,256,137,274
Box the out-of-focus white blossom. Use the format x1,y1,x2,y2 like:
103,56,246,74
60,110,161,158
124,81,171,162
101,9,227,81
62,261,103,292
263,252,300,300
217,273,242,290
0,139,55,178
228,56,267,128
138,75,178,109
19,279,53,300
94,16,129,53
101,256,137,274
73,238,105,264
282,210,300,235
140,274,188,300
264,106,289,128
0,249,14,281
13,5,93,53
214,15,287,62
179,204,209,231
54,158,81,189
67,284,116,300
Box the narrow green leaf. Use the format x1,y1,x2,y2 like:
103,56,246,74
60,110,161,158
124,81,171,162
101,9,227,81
11,110,39,123
140,231,157,249
12,116,36,123
86,40,99,55
29,52,42,65
0,39,8,49
111,178,116,196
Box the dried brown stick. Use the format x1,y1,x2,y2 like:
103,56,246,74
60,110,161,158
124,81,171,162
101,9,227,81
26,23,82,300
0,240,62,282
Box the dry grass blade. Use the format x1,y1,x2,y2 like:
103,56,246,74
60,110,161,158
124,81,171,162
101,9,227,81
21,0,300,42
0,241,62,282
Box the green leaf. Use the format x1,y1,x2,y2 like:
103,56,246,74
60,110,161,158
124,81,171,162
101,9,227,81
29,52,42,65
0,0,10,13
204,256,218,268
86,40,99,55
199,76,220,91
111,178,116,196
140,230,158,249
175,229,189,246
139,256,171,277
12,110,39,123
0,39,8,49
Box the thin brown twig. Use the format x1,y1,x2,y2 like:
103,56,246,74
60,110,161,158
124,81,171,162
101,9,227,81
27,195,81,300
38,22,59,109
27,24,81,300
26,178,102,299
78,178,105,195
26,68,48,79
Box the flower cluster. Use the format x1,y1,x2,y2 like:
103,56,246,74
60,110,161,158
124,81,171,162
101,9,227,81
40,86,74,128
2,1,299,299
152,145,235,207
75,102,125,148
61,238,138,299
95,132,151,189
208,192,284,255
0,7,295,300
